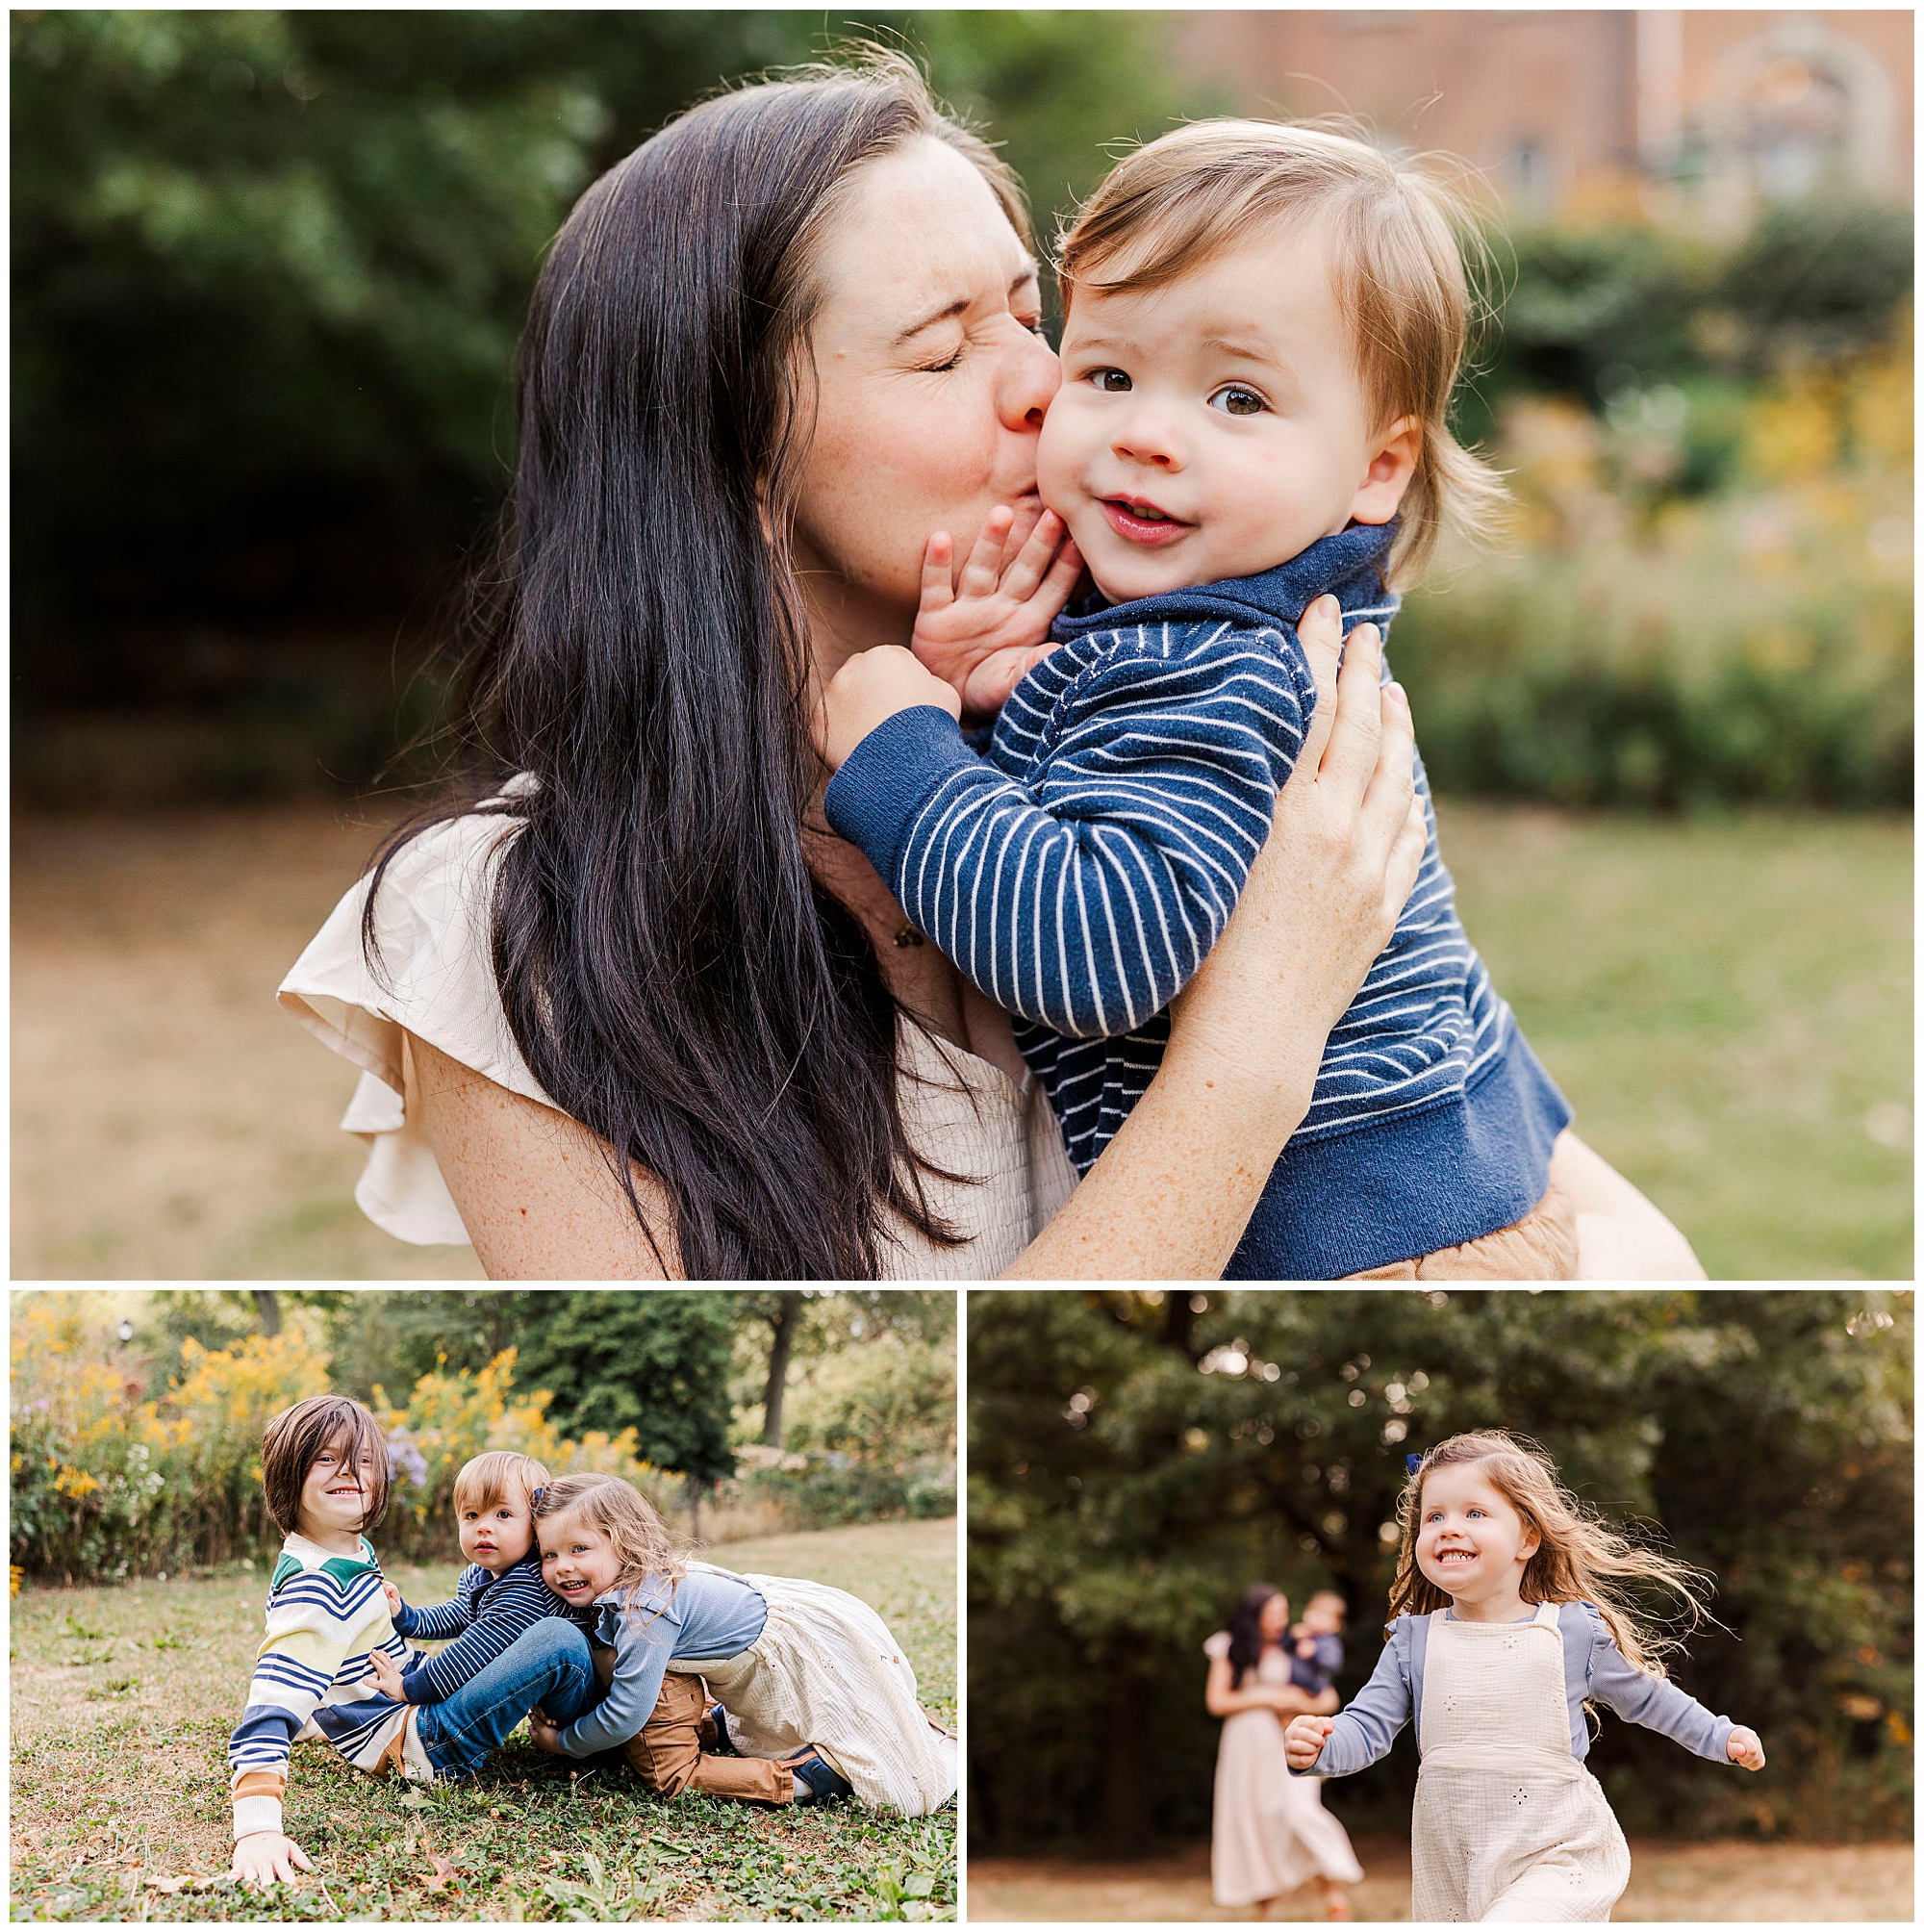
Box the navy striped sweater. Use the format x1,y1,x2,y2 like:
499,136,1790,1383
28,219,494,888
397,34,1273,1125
392,1553,578,1703
825,521,1570,1279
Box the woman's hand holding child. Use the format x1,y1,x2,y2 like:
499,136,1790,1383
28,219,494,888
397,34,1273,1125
1726,1726,1765,1770
910,505,1083,724
1284,1714,1334,1771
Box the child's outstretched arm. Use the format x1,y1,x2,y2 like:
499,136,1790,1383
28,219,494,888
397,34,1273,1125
911,506,1084,724
824,614,1352,1043
1583,1608,1756,1767
228,1567,400,1886
1282,1627,1412,1778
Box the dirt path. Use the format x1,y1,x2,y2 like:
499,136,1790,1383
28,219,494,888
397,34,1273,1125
965,1838,1914,1921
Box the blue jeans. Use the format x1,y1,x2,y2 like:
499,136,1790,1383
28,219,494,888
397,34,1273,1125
415,1617,597,1780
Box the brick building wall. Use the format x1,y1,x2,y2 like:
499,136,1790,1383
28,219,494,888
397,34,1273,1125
1169,10,1912,226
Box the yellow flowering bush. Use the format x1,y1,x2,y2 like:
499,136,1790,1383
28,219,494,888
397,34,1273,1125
374,1349,674,1560
10,1295,181,1581
10,1312,671,1582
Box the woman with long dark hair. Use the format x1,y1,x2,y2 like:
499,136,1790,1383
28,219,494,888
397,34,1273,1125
1205,1585,1363,1920
279,54,1432,1279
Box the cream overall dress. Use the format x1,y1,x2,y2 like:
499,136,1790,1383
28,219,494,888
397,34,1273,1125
1410,1602,1631,1922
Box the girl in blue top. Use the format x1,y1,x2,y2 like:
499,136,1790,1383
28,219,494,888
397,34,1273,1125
1285,1431,1764,1921
524,1474,956,1816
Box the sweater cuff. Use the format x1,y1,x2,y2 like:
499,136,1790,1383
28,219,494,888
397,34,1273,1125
392,1600,417,1637
398,1660,436,1705
1708,1715,1735,1764
232,1777,285,1841
823,706,977,882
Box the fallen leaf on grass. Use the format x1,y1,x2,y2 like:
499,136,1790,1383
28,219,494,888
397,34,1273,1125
422,1853,458,1894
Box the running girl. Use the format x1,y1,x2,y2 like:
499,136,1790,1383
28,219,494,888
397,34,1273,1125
1285,1430,1764,1921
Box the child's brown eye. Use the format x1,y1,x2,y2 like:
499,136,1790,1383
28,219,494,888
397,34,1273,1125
1209,385,1266,418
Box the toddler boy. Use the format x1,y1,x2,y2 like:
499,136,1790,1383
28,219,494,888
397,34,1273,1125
1287,1589,1347,1698
823,120,1578,1280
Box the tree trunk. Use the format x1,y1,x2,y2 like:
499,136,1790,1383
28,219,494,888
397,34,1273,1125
760,1290,804,1446
252,1290,282,1336
1099,1668,1155,1854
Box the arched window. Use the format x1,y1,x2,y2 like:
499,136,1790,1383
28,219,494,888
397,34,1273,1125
1743,57,1851,202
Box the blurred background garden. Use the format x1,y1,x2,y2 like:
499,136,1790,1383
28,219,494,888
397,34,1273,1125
11,10,1911,1280
968,1288,1912,1916
11,1286,955,1581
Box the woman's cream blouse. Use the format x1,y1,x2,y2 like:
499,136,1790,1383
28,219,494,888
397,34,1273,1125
278,803,1076,1278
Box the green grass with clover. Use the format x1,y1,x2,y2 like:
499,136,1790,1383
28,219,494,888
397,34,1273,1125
9,1517,956,1922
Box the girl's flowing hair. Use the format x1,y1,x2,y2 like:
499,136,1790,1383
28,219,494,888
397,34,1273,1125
1386,1430,1713,1676
1226,1583,1283,1690
533,1473,688,1623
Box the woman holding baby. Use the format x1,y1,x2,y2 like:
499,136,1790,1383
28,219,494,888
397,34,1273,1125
282,52,1699,1282
1206,1585,1363,1920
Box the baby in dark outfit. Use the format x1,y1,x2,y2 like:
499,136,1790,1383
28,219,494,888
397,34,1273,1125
1288,1589,1347,1697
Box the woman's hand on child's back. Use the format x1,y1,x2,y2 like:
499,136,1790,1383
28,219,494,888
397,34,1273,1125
819,647,961,772
1726,1725,1766,1770
911,505,1083,725
231,1832,314,1890
1284,1715,1334,1770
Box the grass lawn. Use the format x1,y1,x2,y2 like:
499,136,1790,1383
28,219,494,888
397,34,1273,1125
11,800,1911,1279
9,1517,956,1922
1438,801,1911,1279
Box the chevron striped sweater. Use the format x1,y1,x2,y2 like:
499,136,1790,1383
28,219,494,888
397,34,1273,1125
824,521,1571,1279
228,1533,415,1842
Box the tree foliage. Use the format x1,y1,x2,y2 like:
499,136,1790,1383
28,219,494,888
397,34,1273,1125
511,1291,736,1484
968,1288,1911,1850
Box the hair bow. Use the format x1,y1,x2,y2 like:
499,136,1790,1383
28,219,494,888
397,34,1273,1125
1405,1452,1425,1476
530,1486,544,1509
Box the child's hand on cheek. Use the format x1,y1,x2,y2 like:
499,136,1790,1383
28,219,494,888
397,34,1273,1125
1726,1725,1765,1770
912,506,1084,725
820,648,961,772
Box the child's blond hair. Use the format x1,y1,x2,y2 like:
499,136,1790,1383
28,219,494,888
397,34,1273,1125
1058,117,1506,588
1387,1430,1713,1676
532,1473,687,1622
452,1449,550,1517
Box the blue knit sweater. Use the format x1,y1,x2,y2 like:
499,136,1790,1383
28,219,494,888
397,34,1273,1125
824,521,1570,1278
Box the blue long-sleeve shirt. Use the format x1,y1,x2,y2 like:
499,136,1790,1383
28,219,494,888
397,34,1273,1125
556,1564,769,1758
391,1554,576,1704
1297,1600,1735,1776
824,521,1570,1279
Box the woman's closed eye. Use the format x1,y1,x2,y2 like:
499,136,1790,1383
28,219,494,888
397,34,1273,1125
1208,383,1268,418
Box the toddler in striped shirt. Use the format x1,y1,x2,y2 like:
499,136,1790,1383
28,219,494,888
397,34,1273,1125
823,120,1578,1279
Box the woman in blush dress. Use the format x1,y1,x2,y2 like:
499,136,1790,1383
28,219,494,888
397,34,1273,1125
1205,1586,1364,1921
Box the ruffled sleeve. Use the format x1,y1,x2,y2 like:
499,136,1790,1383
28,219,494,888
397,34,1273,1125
1202,1631,1232,1662
277,797,556,1245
